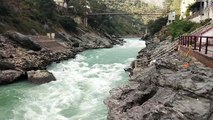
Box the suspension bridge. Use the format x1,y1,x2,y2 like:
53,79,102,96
82,12,165,26
86,12,165,16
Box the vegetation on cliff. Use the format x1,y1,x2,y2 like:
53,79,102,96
1,0,161,36
0,0,77,34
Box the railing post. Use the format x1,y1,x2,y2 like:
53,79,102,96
194,36,197,50
179,36,181,44
199,37,202,52
183,36,185,46
183,36,185,45
187,36,190,47
181,36,183,45
205,37,209,54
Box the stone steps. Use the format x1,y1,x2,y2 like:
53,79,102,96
148,41,178,62
190,21,213,35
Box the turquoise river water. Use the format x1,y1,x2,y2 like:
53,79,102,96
0,38,145,120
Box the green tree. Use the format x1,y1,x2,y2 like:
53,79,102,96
68,0,88,15
0,2,10,16
37,0,56,21
147,17,168,35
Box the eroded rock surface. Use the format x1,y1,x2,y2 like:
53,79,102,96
0,31,121,85
5,31,41,51
0,70,25,84
106,40,213,120
27,70,56,84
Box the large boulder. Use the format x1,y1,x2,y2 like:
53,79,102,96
27,70,56,84
5,31,41,51
0,70,24,84
0,61,15,70
80,33,112,48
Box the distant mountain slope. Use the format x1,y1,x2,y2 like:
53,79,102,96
101,0,164,23
142,0,165,8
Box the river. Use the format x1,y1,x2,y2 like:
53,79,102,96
0,38,145,120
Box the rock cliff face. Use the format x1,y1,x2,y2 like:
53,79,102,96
106,40,213,120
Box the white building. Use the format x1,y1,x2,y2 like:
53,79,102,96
167,11,176,25
189,0,213,22
181,0,213,22
54,0,67,8
180,0,197,19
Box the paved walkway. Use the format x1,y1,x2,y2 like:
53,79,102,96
30,36,69,52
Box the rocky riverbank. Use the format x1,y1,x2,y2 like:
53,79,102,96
0,31,123,85
106,39,213,120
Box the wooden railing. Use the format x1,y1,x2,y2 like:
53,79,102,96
179,35,213,55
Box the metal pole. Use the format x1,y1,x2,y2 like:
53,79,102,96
199,37,202,52
205,37,209,54
194,36,197,50
188,36,190,47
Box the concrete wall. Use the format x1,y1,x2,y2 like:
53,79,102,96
179,46,213,68
190,15,202,22
202,27,213,45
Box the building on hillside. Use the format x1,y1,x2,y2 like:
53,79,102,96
189,0,213,22
167,12,176,25
180,0,213,22
180,0,197,19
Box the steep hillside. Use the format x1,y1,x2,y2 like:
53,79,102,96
102,0,163,23
0,0,68,34
142,0,165,7
0,0,145,36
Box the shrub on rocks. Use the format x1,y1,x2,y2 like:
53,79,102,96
59,17,77,32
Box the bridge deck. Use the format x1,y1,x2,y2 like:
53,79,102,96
86,13,164,16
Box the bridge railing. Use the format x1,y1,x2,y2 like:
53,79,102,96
179,35,213,56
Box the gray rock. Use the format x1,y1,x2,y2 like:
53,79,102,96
106,39,213,120
80,33,112,48
0,70,24,84
27,70,56,84
0,61,15,70
5,31,41,51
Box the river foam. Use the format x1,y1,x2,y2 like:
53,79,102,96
1,38,145,120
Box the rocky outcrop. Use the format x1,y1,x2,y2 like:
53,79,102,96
4,31,41,51
0,70,25,84
0,30,120,85
27,70,56,84
79,33,110,48
57,31,124,49
106,40,213,120
0,61,15,70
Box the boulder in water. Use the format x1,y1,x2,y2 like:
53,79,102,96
27,70,56,84
0,70,24,84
